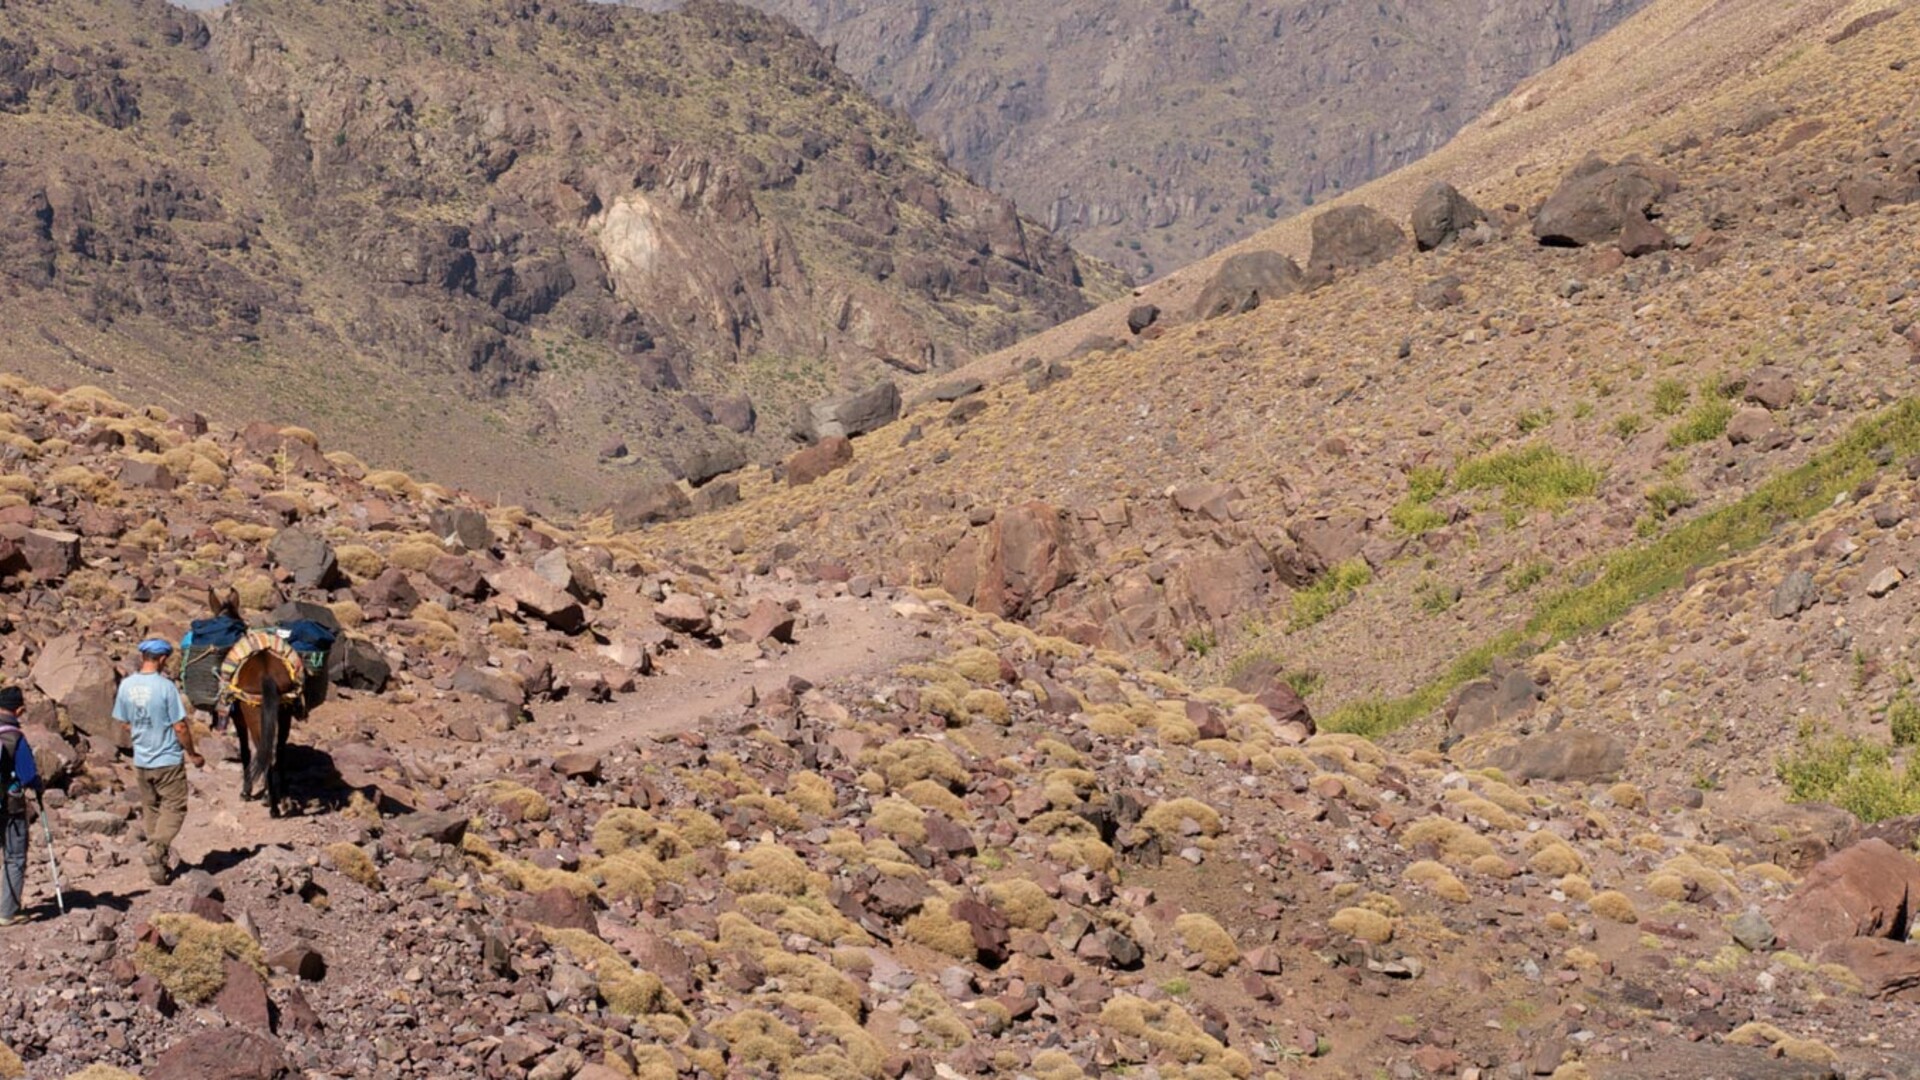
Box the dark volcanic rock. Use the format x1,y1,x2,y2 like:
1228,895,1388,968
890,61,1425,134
1533,155,1678,247
1190,251,1305,320
1308,204,1407,275
1411,181,1485,251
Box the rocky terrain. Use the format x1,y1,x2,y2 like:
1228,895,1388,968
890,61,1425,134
0,0,1124,512
5,0,1920,1077
681,0,1647,279
5,378,1920,1080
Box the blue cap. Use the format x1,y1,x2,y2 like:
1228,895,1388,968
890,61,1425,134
137,639,175,658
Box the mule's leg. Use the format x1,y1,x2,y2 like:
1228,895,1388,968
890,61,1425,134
262,692,282,819
235,707,255,801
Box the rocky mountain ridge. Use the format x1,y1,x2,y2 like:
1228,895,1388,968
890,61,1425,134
0,0,1123,513
697,0,1648,279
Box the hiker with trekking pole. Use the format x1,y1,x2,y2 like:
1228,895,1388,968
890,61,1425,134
0,685,52,926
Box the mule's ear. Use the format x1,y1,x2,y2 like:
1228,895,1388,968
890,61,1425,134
271,585,288,610
225,587,241,612
208,587,223,614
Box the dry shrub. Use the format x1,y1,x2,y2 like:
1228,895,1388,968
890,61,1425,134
1328,907,1394,944
903,896,976,959
1404,860,1471,902
861,739,969,791
1401,816,1496,867
1138,798,1223,839
726,844,818,897
324,842,382,890
334,544,385,580
1590,890,1639,923
962,688,1012,725
1099,995,1252,1077
712,1009,804,1069
134,913,267,1004
984,879,1055,931
1172,912,1240,973
389,541,444,572
477,781,550,822
786,772,837,817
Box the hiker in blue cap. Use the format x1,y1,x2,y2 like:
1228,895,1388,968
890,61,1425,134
0,685,43,925
113,639,203,885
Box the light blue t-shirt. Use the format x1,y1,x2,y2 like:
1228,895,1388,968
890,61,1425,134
113,672,186,770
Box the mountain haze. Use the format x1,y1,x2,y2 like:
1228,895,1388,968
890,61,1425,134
695,0,1649,278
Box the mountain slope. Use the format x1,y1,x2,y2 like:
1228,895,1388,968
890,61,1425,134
702,0,1648,279
0,0,1123,511
640,0,1920,726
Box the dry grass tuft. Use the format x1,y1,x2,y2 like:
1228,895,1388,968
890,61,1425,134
134,913,267,1004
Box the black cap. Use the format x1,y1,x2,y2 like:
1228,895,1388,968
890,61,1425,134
0,686,22,712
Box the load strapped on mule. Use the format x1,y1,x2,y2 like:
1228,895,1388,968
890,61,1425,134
181,611,337,719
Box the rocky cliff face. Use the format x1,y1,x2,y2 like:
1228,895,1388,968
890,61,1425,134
0,0,1123,510
714,0,1649,278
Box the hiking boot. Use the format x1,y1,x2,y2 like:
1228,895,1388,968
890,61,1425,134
145,848,170,886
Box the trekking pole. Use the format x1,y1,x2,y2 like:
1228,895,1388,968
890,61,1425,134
35,792,64,915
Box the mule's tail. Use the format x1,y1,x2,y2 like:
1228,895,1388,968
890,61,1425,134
257,688,280,804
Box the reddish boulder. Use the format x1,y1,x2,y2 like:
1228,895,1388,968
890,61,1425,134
0,525,81,581
653,593,712,636
966,502,1077,619
786,436,853,487
214,956,274,1030
610,481,691,530
148,1027,290,1080
488,567,586,633
736,598,797,644
29,634,124,753
1774,839,1920,952
1821,937,1920,999
522,885,599,934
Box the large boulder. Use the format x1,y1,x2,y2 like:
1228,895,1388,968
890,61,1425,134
1190,251,1305,320
785,437,853,487
29,634,124,753
678,442,747,489
610,481,691,530
147,1027,290,1080
268,527,341,590
487,567,587,633
1532,155,1679,247
712,394,757,434
1483,729,1625,782
0,526,81,582
1284,509,1371,577
1307,205,1407,276
797,382,900,441
1774,839,1920,952
1410,181,1486,251
942,502,1077,619
428,507,492,553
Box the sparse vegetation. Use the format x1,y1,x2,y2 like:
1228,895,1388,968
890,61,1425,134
1331,400,1920,736
1652,378,1690,416
1777,724,1920,822
1666,397,1735,448
1453,444,1601,512
1290,560,1373,630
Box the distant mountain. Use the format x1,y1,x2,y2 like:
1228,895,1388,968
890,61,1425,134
0,0,1123,509
698,0,1648,278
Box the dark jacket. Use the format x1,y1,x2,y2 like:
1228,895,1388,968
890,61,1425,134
0,711,42,800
